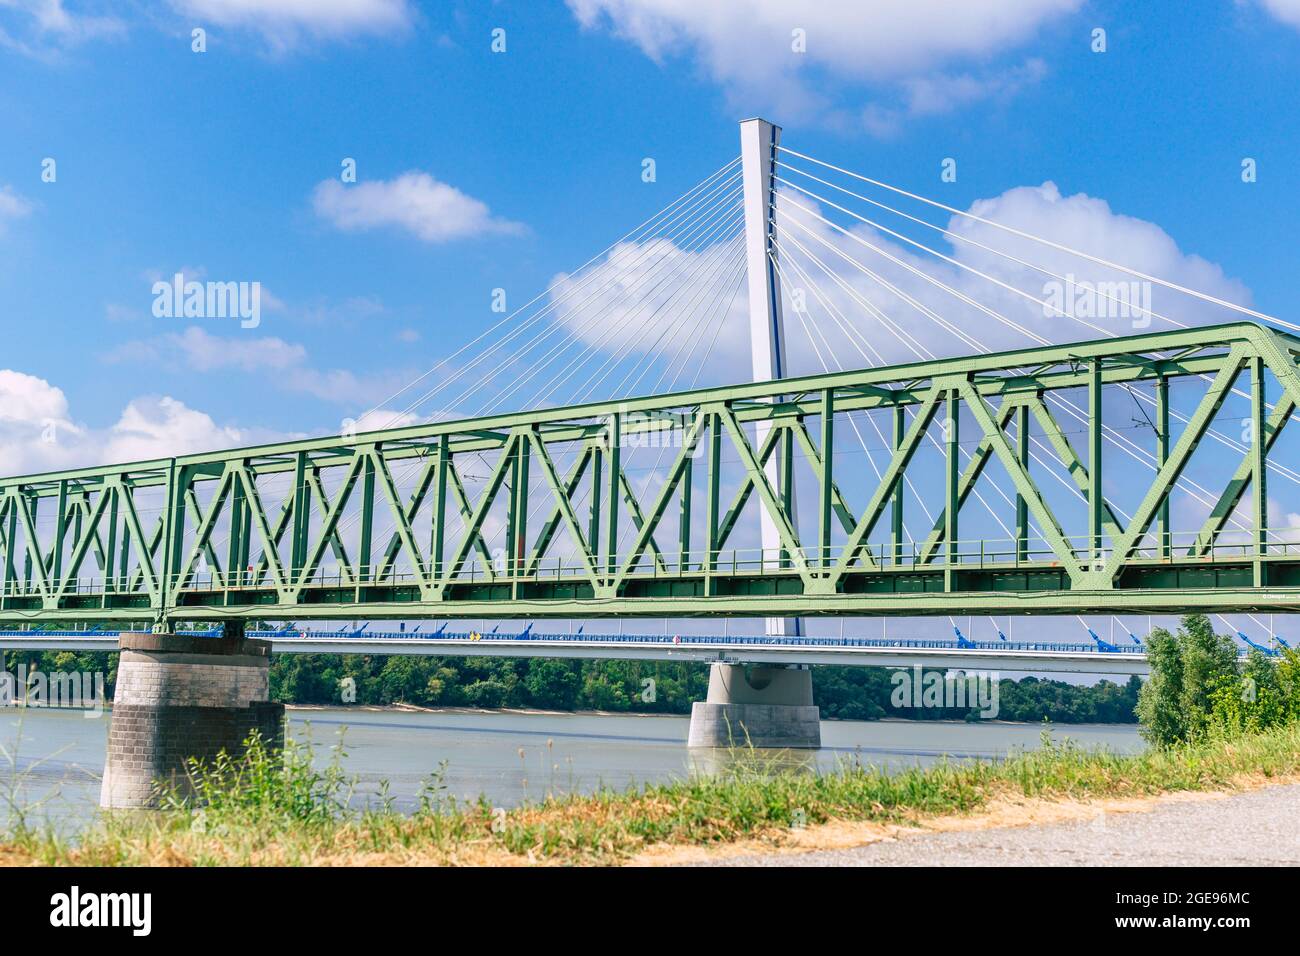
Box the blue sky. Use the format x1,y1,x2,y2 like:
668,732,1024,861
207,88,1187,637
2,0,1299,642
1,0,1297,452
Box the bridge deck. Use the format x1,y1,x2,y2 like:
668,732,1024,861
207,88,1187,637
0,630,1152,674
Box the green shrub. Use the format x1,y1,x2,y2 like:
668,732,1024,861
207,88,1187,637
1138,614,1300,746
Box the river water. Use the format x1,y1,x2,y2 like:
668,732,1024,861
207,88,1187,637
0,707,1144,830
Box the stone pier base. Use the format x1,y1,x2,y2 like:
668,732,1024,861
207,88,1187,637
100,632,284,809
687,663,820,749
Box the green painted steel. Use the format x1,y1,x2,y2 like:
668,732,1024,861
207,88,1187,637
2,321,1300,629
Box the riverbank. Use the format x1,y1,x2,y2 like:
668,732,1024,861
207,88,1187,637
3,721,1297,866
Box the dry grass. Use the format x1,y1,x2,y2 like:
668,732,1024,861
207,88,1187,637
5,723,1300,867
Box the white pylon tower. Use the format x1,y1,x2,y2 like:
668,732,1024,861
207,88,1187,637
740,117,803,638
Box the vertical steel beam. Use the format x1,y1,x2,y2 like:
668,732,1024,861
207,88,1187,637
161,460,185,625
358,452,376,583
945,389,960,590
588,446,603,559
704,411,722,594
432,435,449,579
118,505,131,593
779,422,794,569
1252,356,1268,584
3,499,15,599
228,473,247,589
105,486,119,592
1015,402,1030,563
22,495,35,592
892,404,905,566
514,431,531,579
51,480,68,584
679,453,693,573
1088,357,1104,562
1156,374,1170,559
605,413,621,578
291,451,310,580
819,389,834,569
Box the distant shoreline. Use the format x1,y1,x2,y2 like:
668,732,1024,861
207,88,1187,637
280,702,1140,728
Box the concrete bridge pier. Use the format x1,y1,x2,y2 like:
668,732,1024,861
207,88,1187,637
687,663,820,749
100,624,284,809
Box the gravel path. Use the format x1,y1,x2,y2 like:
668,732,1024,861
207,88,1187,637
695,784,1300,866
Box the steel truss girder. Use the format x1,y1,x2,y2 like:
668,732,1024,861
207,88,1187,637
2,321,1299,625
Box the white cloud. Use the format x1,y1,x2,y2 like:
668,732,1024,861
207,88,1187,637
103,325,401,407
104,326,305,371
103,396,244,464
761,180,1253,370
0,0,124,57
313,173,525,244
345,408,421,433
567,0,1080,127
0,185,32,222
0,369,75,428
0,371,271,477
535,180,1255,397
1256,0,1300,29
169,0,412,50
546,236,748,361
864,59,1048,137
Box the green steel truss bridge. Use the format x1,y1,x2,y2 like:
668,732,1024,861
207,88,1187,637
4,121,1299,636
1,320,1297,630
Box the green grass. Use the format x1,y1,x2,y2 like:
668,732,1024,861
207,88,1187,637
5,722,1300,866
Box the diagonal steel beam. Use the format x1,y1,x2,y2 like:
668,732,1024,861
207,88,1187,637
1103,344,1247,574
916,396,1018,566
958,380,1083,583
716,406,816,588
831,387,944,580
1191,394,1295,556
526,444,593,577
528,430,601,585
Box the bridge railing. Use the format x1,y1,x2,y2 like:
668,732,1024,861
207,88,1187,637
0,625,1152,654
10,526,1300,599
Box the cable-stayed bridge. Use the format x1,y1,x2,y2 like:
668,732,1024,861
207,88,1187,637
2,120,1298,652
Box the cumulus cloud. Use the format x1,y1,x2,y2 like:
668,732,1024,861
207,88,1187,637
103,325,401,407
546,236,748,363
102,396,244,464
344,408,421,434
0,370,76,429
531,179,1255,400
567,0,1080,127
313,172,525,244
761,180,1253,373
0,370,274,477
169,0,412,51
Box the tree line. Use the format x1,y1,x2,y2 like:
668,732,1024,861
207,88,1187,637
0,646,1143,724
